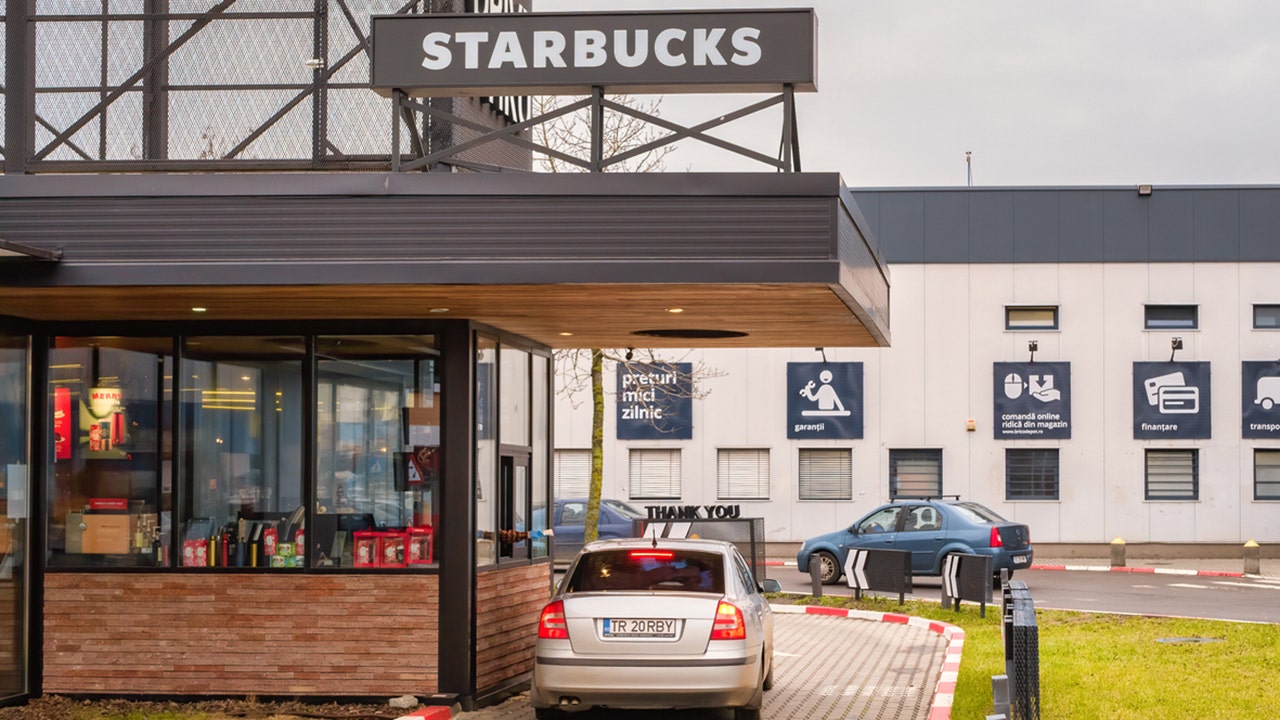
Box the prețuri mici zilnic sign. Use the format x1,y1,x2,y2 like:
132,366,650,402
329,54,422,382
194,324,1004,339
370,9,817,97
1242,361,1280,439
616,362,692,441
1133,361,1212,439
787,362,863,440
993,362,1071,439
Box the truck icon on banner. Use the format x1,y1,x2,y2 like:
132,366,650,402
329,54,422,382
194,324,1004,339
1257,376,1280,411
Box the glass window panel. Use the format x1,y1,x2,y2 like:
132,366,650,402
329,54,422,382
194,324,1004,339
1145,449,1198,500
475,337,497,567
1144,305,1198,330
531,354,549,559
717,449,770,500
1005,306,1058,330
179,336,303,569
500,346,530,447
798,449,851,500
890,449,942,499
1254,450,1280,500
1006,448,1060,500
48,337,172,568
1254,305,1280,330
0,335,29,698
315,335,439,569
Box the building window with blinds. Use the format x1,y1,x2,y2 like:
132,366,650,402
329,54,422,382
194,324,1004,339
1145,449,1198,500
628,449,681,500
1255,450,1280,500
554,449,592,498
1006,448,1060,500
797,449,851,501
889,449,943,499
716,449,770,500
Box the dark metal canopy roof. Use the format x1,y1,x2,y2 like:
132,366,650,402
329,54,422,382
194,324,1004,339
0,172,890,349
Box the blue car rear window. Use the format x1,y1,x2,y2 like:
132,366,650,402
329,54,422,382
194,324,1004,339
951,502,1007,524
566,549,725,594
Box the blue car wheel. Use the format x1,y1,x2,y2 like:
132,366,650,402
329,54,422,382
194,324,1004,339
812,550,840,585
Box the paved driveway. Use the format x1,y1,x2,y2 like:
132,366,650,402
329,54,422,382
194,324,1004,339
459,608,950,720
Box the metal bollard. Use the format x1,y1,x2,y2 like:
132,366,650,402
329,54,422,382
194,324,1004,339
1110,536,1126,568
990,673,1011,719
809,559,824,598
1244,539,1261,575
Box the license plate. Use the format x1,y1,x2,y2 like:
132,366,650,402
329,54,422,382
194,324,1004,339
603,618,677,638
1012,555,1029,566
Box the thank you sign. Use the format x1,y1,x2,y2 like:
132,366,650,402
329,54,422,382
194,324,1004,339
371,9,817,97
1133,361,1211,439
1243,361,1280,439
787,362,863,439
994,362,1071,439
616,362,692,440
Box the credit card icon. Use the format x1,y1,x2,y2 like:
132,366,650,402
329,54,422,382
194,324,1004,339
1158,385,1199,414
1144,372,1186,406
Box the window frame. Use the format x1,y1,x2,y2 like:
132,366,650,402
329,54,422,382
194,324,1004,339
797,448,852,501
716,448,770,501
1144,449,1199,501
1005,305,1059,331
889,448,943,499
1144,304,1198,330
1005,448,1060,500
1253,304,1280,330
1255,449,1280,501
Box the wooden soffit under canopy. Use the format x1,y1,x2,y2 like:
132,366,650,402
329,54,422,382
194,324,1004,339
0,172,889,349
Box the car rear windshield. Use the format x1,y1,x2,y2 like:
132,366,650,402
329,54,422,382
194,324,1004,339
565,549,726,594
951,502,1008,524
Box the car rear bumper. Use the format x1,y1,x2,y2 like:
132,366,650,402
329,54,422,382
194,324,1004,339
531,652,760,709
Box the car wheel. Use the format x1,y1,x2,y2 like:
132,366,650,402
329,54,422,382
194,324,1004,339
814,550,841,585
763,652,775,691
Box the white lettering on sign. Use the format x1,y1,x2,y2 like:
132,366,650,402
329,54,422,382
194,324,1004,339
420,26,762,72
620,369,680,423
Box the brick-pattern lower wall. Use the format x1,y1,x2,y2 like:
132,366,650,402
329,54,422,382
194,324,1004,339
475,563,551,692
43,573,438,697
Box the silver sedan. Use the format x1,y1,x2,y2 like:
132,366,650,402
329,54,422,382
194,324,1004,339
531,538,779,719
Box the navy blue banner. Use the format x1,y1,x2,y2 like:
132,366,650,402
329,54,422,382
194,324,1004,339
616,362,693,440
993,362,1071,439
787,362,863,439
1133,361,1211,439
1243,361,1280,439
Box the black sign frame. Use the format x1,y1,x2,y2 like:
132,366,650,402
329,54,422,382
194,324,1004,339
1132,361,1212,440
993,362,1072,440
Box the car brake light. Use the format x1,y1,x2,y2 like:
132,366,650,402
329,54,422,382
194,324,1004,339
710,600,746,640
629,550,675,560
538,600,568,640
990,527,1004,548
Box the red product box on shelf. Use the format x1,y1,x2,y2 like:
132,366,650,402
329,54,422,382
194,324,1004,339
407,526,433,565
377,531,408,568
353,531,379,568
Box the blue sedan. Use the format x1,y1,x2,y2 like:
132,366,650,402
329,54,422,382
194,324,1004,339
796,499,1033,584
547,497,646,562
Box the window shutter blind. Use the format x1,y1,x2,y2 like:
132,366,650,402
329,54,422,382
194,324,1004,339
798,449,851,500
629,449,681,499
717,449,770,500
554,450,591,498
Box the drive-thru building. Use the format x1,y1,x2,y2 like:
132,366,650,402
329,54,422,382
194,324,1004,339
0,2,888,710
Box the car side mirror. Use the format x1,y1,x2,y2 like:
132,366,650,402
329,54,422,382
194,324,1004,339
759,579,782,594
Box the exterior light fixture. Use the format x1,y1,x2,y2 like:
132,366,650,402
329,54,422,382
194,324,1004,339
815,346,828,363
1170,337,1183,362
1028,340,1038,362
191,307,207,313
429,307,449,313
665,307,684,314
624,348,634,361
1137,184,1153,196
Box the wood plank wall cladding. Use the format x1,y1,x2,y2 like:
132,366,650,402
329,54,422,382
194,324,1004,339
475,563,552,692
43,573,439,696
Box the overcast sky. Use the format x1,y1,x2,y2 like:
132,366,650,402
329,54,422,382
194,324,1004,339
530,0,1280,188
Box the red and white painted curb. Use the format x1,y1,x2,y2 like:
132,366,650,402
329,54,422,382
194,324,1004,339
394,706,454,720
1030,563,1244,578
771,604,964,720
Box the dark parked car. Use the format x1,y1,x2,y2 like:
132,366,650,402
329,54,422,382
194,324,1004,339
796,499,1033,584
546,497,645,562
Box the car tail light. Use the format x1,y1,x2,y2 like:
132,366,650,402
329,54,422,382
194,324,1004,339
710,600,746,640
990,527,1004,548
538,600,568,640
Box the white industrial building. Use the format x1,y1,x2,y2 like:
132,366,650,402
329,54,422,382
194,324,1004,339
554,185,1280,551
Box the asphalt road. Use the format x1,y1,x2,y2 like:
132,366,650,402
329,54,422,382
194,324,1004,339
769,567,1280,623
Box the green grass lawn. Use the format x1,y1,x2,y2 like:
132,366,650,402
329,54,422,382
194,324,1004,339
783,594,1280,719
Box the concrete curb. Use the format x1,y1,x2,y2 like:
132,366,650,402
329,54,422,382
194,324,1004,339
1030,563,1245,578
770,604,964,720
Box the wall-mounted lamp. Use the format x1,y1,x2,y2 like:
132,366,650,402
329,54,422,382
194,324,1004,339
815,347,828,363
1028,340,1038,362
1170,337,1183,362
624,348,634,361
1137,184,1153,196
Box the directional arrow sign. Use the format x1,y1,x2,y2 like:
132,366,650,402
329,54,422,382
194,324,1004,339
844,549,868,589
